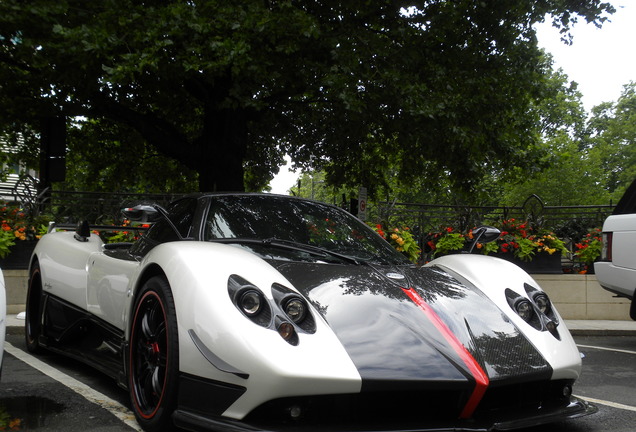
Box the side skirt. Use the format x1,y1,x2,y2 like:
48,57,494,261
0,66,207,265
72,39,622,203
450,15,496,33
38,293,128,388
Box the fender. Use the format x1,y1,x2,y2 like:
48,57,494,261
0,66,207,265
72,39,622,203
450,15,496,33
137,242,362,420
427,253,582,380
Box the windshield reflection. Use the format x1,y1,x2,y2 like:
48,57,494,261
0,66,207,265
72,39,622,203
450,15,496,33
204,195,409,265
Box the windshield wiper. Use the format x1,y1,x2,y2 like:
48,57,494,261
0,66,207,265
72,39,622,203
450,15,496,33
209,237,361,265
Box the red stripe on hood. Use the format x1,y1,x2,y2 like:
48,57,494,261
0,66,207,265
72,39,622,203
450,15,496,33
402,287,489,418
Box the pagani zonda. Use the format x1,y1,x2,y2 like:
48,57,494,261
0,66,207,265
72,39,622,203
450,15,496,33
25,193,595,432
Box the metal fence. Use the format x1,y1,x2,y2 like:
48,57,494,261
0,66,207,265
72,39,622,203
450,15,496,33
42,190,183,224
375,194,614,266
1,178,615,245
376,194,613,235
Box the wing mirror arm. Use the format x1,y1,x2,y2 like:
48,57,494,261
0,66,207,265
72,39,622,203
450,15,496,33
467,226,501,254
152,204,185,240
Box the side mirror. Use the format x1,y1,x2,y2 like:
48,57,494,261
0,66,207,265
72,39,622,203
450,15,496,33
121,204,160,223
467,226,500,254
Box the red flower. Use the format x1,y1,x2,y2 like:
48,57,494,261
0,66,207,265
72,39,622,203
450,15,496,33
375,224,385,238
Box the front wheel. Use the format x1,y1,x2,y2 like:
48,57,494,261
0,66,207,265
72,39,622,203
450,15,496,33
25,262,44,354
129,276,179,432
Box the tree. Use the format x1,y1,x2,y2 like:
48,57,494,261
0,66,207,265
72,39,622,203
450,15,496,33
497,66,601,207
0,1,615,193
63,119,198,193
586,82,636,200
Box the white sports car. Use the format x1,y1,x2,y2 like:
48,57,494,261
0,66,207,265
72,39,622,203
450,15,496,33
25,193,595,432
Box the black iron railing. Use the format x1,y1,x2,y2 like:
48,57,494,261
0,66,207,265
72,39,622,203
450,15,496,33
0,180,615,254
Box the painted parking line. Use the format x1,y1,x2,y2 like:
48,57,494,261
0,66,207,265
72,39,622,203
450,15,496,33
577,395,636,413
4,342,142,431
576,343,636,413
577,344,636,356
6,339,636,428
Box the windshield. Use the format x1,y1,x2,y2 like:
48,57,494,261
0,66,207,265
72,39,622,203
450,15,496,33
203,195,409,265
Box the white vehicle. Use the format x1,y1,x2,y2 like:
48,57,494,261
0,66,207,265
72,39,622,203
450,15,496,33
26,193,595,431
595,179,636,320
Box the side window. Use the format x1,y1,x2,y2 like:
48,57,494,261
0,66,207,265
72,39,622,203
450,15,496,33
146,219,180,243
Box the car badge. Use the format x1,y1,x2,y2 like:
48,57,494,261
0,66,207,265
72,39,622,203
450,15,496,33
385,272,405,280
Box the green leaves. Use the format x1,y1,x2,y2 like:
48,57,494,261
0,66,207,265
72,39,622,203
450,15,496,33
0,0,618,194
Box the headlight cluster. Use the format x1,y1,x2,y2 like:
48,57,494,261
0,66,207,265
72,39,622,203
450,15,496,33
506,283,560,339
228,275,316,345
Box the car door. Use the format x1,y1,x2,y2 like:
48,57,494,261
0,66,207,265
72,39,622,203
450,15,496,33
86,198,199,329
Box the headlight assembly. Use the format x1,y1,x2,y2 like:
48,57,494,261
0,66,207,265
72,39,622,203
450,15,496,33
272,283,316,334
227,275,272,327
505,285,560,339
227,276,316,342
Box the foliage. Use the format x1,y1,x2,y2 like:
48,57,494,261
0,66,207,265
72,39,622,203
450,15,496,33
99,220,151,244
0,203,47,258
62,119,197,193
293,170,351,205
0,0,615,194
0,404,21,431
426,227,466,258
495,219,566,261
585,82,636,200
499,68,613,207
574,228,602,265
296,70,632,208
373,224,421,263
426,219,567,262
0,230,15,259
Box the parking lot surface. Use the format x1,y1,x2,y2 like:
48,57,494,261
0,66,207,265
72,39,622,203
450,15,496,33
1,327,636,431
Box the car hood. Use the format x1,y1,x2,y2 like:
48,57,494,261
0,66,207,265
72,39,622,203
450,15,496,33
269,261,552,391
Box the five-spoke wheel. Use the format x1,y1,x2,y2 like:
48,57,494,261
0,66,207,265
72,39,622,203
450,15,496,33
129,276,179,432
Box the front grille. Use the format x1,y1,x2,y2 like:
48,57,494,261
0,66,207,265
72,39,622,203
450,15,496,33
243,379,575,431
245,389,468,430
475,379,575,419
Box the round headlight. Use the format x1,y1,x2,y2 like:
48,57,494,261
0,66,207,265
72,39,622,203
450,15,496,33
533,294,550,314
284,298,307,323
515,299,534,322
239,290,263,316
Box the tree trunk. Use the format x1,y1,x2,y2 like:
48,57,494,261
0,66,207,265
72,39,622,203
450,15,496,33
196,107,248,192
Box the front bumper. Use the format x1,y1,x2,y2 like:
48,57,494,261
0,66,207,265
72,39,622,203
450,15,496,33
172,393,596,432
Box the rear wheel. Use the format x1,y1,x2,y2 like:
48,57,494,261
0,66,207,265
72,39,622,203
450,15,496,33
129,276,179,432
25,262,44,354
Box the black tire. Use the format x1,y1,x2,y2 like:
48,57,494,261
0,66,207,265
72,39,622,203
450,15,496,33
129,276,179,432
25,262,44,354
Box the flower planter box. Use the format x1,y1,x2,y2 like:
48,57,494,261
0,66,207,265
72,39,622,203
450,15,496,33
493,251,563,274
0,240,37,270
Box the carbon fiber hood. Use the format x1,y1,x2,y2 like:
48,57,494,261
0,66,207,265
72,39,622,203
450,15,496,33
269,261,552,390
